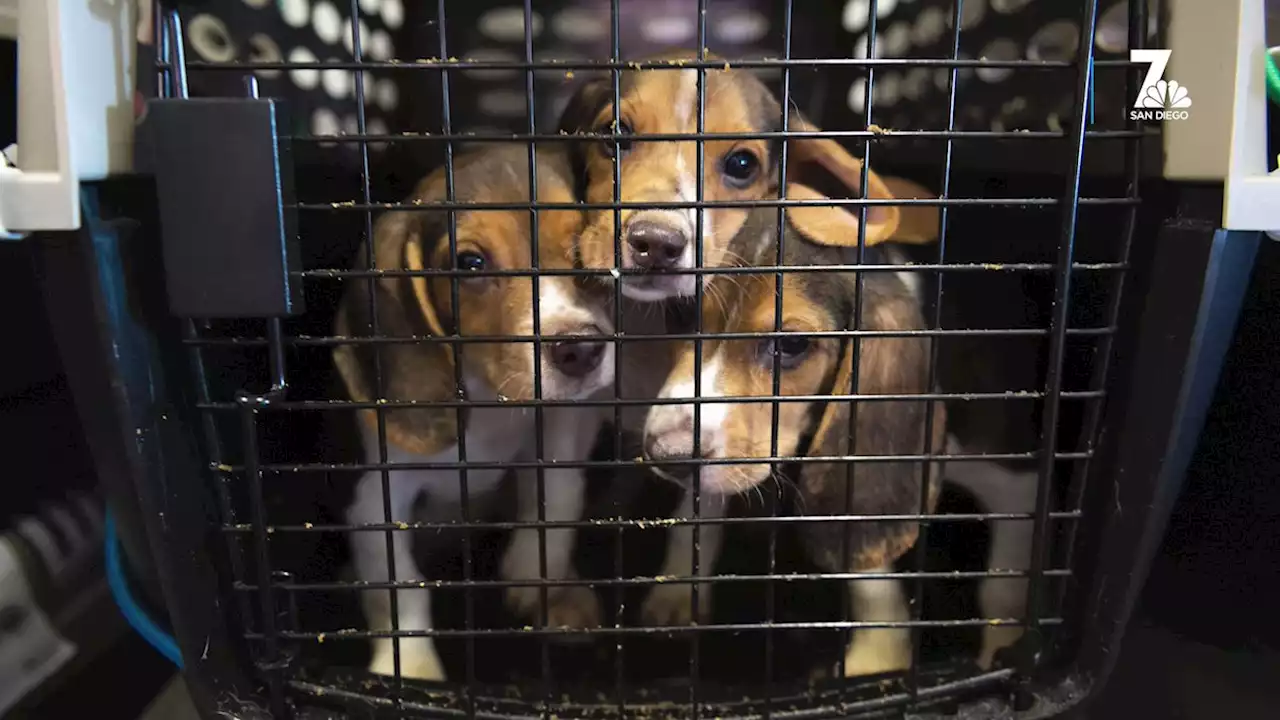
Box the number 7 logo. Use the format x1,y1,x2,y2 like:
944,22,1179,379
1130,49,1192,109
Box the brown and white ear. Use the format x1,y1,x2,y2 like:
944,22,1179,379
797,280,946,573
783,111,901,245
332,209,461,458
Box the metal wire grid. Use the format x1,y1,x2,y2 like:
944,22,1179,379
151,0,1148,717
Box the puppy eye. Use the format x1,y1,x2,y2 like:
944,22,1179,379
721,149,761,188
455,250,488,274
599,121,633,157
762,335,812,369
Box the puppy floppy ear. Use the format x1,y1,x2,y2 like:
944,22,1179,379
782,111,902,246
557,78,611,135
401,224,452,340
557,78,611,199
797,277,946,573
332,209,462,458
784,183,873,249
878,175,940,245
783,180,940,249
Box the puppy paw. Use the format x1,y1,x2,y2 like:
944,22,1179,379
641,582,711,626
977,626,1024,670
505,583,602,631
368,637,445,681
839,629,912,677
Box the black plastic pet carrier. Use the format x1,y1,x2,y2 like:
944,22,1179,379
26,0,1272,718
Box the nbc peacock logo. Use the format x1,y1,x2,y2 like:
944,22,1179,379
1130,49,1192,121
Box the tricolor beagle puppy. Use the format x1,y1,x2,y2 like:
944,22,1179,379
558,54,906,626
558,50,902,303
642,183,946,677
332,145,615,680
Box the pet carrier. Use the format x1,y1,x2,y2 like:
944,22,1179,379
9,0,1278,718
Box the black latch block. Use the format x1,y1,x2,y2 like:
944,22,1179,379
148,98,303,318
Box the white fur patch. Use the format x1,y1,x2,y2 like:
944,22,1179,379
674,69,713,275
878,245,922,301
841,565,912,676
672,147,702,275
894,270,922,300
348,377,527,680
676,69,698,128
533,276,616,397
661,352,727,448
536,277,593,333
943,433,1038,667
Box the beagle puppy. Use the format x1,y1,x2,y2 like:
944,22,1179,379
558,54,906,625
558,50,902,303
332,145,614,681
643,185,946,677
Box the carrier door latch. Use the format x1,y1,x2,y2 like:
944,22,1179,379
148,91,304,319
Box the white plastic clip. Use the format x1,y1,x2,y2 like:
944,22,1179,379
0,0,136,235
1223,0,1280,232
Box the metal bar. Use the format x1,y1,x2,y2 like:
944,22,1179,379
196,390,1106,412
432,1,476,707
343,0,404,698
515,3,552,715
224,511,1084,534
691,4,708,715
292,262,1128,279
246,568,1074,593
275,129,1149,143
1058,0,1151,620
210,451,1097,474
181,57,1139,71
185,327,1118,349
237,396,287,717
290,197,1142,211
908,0,967,704
1020,0,1103,687
608,3,626,716
249,616,1065,641
766,2,795,712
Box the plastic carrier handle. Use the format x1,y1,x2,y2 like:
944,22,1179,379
0,0,136,235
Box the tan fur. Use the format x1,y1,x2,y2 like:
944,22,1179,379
559,51,908,298
334,146,616,681
571,64,770,278
645,180,947,571
332,146,593,457
667,267,944,571
875,175,940,245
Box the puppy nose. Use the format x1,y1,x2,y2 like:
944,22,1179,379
546,336,605,378
644,410,716,463
644,430,692,463
626,221,688,270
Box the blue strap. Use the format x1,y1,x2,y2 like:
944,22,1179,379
105,509,184,668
